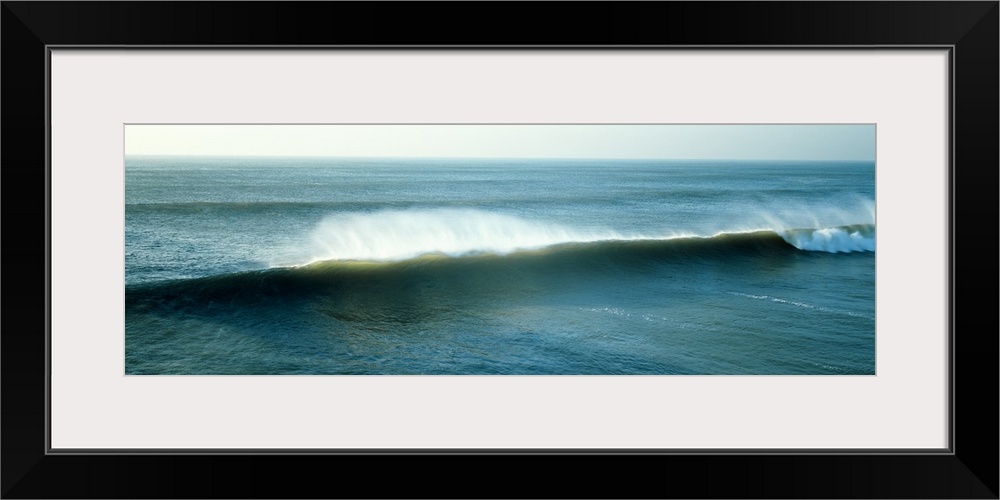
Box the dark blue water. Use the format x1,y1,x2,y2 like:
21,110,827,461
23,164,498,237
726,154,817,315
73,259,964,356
125,156,875,374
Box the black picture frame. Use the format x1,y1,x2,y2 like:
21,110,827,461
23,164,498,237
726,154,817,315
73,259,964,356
2,2,996,498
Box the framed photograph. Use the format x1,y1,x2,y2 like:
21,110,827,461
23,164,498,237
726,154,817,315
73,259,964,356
3,2,996,498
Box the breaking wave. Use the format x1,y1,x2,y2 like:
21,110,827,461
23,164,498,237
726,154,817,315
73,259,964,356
276,209,874,266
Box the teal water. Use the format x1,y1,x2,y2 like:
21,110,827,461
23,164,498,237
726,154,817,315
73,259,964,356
125,156,875,375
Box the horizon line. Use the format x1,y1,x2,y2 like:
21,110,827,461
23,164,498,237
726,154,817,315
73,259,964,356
123,153,875,163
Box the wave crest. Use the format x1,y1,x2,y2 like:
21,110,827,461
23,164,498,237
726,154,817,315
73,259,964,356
276,209,873,266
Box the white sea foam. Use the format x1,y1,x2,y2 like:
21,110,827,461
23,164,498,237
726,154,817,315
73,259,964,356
778,225,875,253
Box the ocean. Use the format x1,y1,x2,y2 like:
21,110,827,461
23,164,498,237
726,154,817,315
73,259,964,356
125,156,875,375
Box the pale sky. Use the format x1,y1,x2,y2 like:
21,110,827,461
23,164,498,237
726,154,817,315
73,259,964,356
125,124,875,161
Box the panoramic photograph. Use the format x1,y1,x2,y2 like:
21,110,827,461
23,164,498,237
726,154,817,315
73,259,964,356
125,124,875,375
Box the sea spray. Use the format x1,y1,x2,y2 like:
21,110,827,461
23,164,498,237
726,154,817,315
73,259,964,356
299,209,651,264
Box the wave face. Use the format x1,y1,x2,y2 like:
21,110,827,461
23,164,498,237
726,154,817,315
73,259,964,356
277,209,873,266
127,225,874,312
